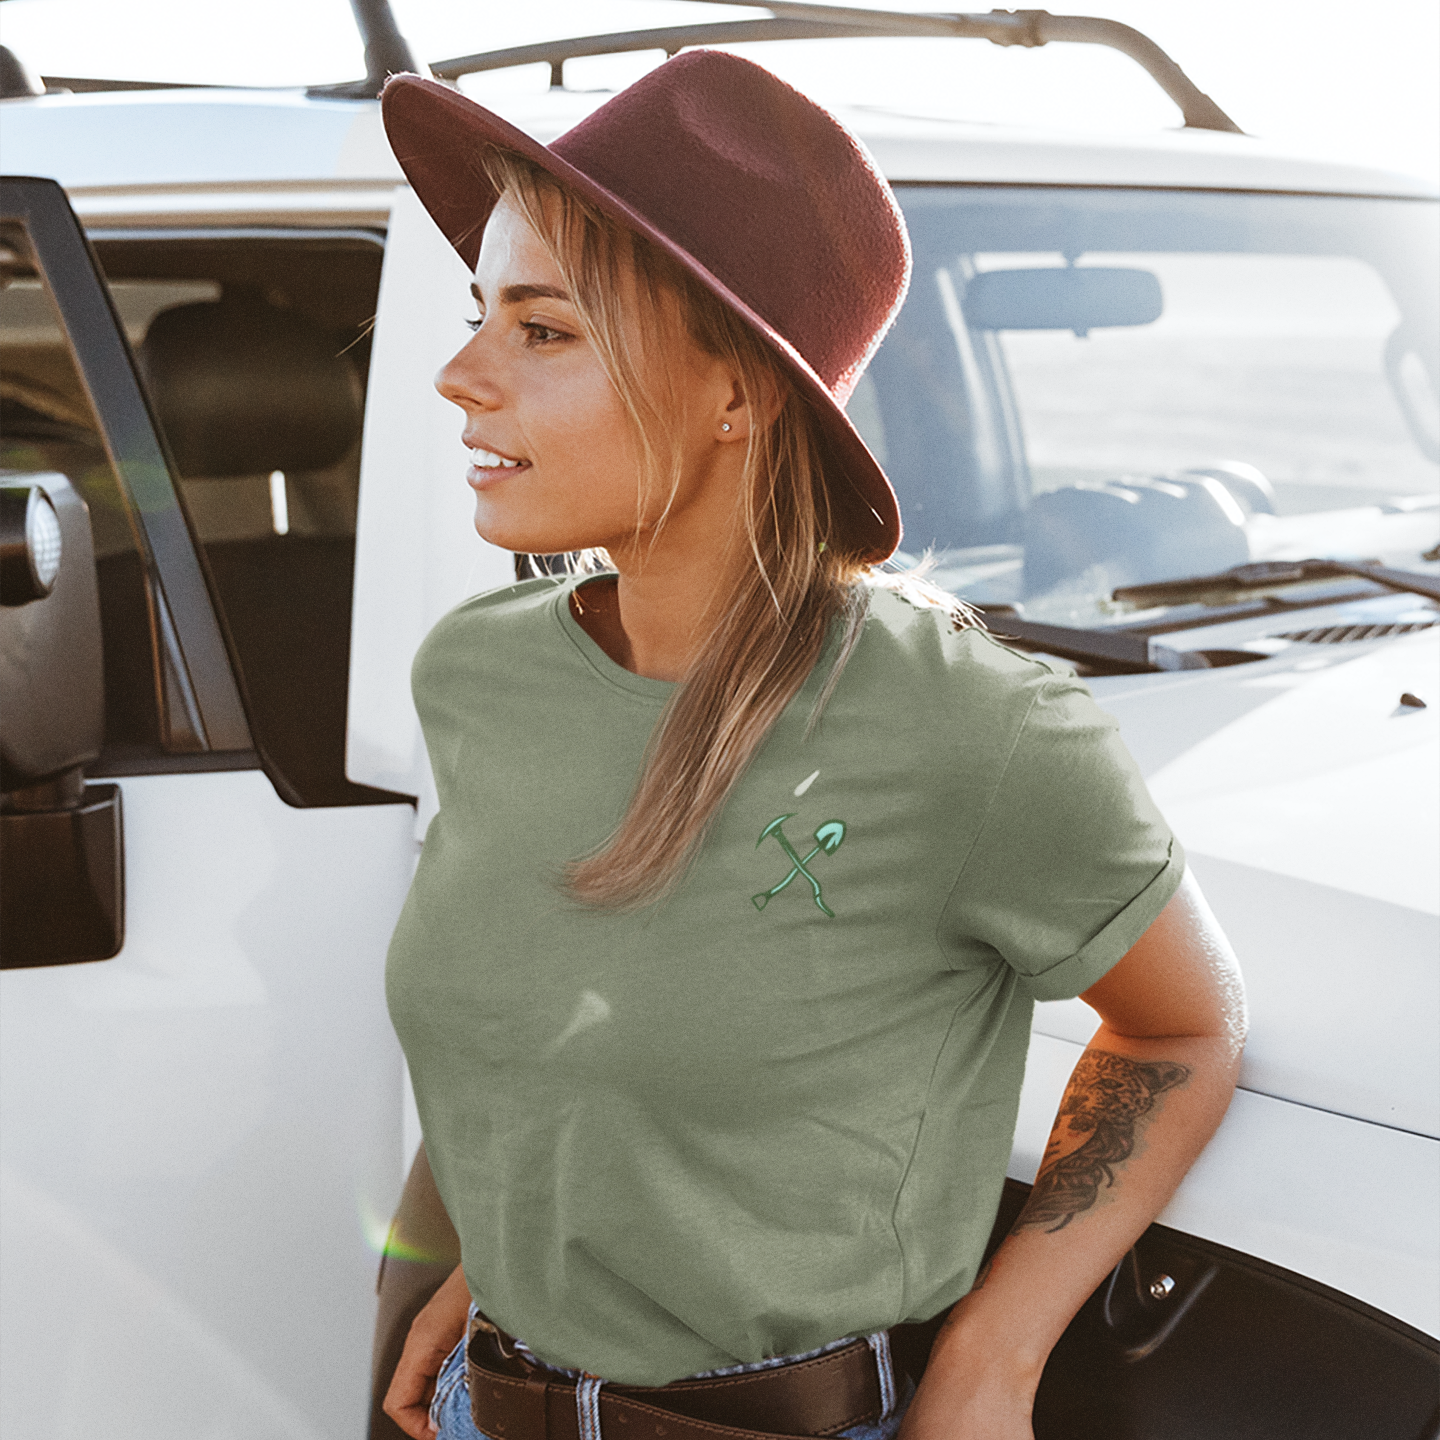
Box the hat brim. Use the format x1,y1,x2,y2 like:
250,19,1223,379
382,74,902,565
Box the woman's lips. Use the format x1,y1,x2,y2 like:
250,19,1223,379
466,446,531,489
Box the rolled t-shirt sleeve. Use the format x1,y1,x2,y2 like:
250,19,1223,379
941,669,1185,1001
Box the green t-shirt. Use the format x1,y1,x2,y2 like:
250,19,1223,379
386,575,1183,1386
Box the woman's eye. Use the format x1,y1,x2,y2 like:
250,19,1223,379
522,321,567,345
461,315,568,343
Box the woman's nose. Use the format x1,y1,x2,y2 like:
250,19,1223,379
435,334,499,411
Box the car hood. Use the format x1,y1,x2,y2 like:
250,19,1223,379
1034,630,1439,1138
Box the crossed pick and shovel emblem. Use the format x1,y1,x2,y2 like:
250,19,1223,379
752,814,847,917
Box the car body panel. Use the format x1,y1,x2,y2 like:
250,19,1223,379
3,87,1435,206
0,89,396,188
1088,634,1439,1136
1132,635,1439,917
0,771,415,1439
346,183,515,822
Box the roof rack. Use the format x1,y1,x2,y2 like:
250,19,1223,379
14,1,1241,135
426,5,1241,134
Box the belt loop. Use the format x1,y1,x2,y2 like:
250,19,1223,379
866,1331,897,1421
576,1373,604,1440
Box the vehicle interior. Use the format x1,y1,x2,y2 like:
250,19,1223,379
0,230,390,805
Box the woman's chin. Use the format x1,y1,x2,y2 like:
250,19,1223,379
470,499,538,553
470,496,629,558
471,510,590,558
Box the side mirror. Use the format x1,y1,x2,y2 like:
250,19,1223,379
963,266,1163,338
0,472,124,968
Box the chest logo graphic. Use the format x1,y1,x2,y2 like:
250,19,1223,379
753,815,846,917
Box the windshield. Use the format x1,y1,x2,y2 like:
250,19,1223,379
850,188,1440,624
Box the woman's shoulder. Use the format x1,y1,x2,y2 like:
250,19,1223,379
428,574,566,639
413,575,569,681
851,580,1103,772
861,579,1078,699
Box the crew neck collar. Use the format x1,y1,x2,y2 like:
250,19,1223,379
550,572,862,705
552,573,677,701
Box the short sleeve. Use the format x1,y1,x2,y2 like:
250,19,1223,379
939,670,1184,1000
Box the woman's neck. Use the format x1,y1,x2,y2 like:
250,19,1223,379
574,531,743,682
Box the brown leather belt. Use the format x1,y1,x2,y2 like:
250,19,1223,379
465,1311,939,1440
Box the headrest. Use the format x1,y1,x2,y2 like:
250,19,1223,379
138,287,363,479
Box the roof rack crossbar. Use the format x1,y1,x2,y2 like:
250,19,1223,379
431,7,1241,134
432,19,930,80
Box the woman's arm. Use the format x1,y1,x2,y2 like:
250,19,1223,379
384,1262,472,1438
899,871,1247,1439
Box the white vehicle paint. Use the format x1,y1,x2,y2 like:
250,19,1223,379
1,13,1436,1439
1,774,414,1439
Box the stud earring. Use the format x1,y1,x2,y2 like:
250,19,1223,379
721,422,732,432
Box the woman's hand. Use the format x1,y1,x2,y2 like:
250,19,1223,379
897,1328,1041,1440
383,1263,472,1438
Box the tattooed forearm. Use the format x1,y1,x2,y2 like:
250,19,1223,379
1015,1049,1191,1234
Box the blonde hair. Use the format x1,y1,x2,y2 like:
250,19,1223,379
484,153,962,909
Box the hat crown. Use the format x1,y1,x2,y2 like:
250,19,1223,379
549,52,910,400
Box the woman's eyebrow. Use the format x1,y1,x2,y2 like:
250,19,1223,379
469,281,572,306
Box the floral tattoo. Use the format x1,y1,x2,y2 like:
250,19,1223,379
1016,1050,1192,1234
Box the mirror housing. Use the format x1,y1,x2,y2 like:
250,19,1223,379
1,473,103,787
1,472,123,968
963,267,1163,337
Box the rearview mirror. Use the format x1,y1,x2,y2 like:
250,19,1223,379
963,267,1163,337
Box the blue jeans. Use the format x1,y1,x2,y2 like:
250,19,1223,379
433,1307,913,1440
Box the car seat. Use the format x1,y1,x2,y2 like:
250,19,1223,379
136,286,379,803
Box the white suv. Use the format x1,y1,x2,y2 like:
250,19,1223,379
1,8,1436,1439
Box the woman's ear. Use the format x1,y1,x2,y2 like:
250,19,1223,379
718,369,785,442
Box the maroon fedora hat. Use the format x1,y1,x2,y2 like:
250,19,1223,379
381,51,910,563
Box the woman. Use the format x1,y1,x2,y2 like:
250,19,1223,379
377,53,1246,1440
